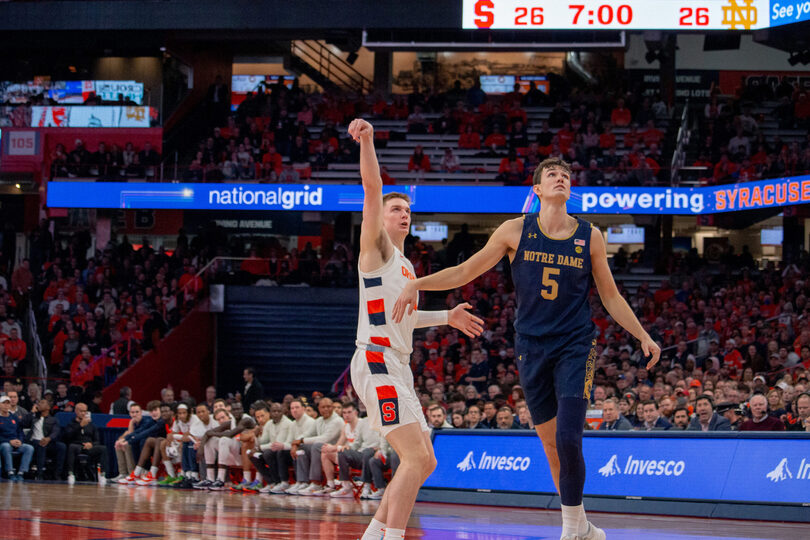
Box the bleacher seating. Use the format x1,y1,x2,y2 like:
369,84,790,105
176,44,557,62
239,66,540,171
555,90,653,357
216,287,358,399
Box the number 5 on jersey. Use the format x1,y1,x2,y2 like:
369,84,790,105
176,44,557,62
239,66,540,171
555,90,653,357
541,267,559,300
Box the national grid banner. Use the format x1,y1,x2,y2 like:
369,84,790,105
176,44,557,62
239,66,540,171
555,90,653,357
46,176,810,215
426,431,810,504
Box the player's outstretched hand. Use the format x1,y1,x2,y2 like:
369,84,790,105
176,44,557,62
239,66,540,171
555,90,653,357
641,335,661,370
449,302,484,338
348,118,373,143
392,280,418,323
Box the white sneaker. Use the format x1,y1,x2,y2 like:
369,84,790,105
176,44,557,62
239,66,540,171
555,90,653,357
298,483,323,496
259,483,275,493
98,475,107,486
359,484,373,499
581,521,606,540
67,473,75,485
367,487,384,500
110,474,124,482
329,485,354,498
285,482,308,495
271,481,291,494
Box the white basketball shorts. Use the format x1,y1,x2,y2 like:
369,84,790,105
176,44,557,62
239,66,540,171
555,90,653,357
350,345,428,437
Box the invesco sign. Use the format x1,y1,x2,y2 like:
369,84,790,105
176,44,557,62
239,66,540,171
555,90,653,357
456,450,531,472
598,454,686,477
428,432,810,505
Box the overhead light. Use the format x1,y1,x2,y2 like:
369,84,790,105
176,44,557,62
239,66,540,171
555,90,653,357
160,47,166,52
15,183,21,189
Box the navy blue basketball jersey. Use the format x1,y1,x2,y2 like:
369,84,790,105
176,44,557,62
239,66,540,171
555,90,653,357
511,214,595,338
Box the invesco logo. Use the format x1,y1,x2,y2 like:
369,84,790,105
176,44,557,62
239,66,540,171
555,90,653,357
598,454,686,477
456,450,531,472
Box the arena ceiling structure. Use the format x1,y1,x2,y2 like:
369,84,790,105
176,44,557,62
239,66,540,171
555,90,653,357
1,1,808,47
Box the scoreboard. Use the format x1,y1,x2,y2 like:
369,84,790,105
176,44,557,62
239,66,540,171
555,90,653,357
462,0,808,31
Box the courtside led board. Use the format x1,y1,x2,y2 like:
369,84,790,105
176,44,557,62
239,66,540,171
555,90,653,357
46,176,810,215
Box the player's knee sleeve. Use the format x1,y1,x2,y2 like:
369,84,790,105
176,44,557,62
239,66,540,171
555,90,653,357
555,397,587,451
555,397,588,506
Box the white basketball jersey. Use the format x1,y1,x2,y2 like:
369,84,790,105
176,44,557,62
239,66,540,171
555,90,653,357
356,247,418,360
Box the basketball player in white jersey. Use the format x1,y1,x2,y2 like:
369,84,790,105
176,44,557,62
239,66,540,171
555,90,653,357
347,118,483,540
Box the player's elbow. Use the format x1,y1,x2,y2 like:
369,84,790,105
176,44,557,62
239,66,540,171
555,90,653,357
458,263,479,287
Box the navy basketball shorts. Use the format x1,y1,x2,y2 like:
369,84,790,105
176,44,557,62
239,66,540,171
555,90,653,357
515,332,597,425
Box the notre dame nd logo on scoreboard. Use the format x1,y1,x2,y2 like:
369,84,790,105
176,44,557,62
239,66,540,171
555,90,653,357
722,0,757,30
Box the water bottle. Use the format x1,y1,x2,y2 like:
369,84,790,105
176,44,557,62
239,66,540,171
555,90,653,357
97,464,106,486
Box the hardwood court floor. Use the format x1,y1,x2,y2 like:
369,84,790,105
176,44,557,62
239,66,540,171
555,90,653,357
0,483,806,539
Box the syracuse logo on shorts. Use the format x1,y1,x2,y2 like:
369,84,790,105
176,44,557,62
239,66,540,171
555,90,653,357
376,385,400,426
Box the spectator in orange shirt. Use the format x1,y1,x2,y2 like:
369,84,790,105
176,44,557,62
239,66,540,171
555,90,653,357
750,145,768,166
483,126,507,148
624,124,642,148
4,328,26,364
794,92,810,122
241,249,270,276
458,124,481,149
178,266,202,297
556,122,575,152
692,152,713,168
737,158,757,182
70,345,94,381
70,357,94,388
507,105,527,125
654,280,675,306
599,124,617,150
48,304,66,333
408,146,432,172
423,349,444,381
722,339,744,372
611,98,632,127
641,120,664,147
261,144,283,179
381,166,396,185
497,161,527,186
386,95,409,120
371,93,388,117
714,154,738,182
498,150,524,175
11,259,33,293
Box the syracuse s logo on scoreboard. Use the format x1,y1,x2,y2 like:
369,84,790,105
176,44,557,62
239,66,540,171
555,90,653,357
722,0,757,30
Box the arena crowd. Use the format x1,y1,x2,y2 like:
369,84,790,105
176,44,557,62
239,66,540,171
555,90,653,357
185,77,671,186
2,230,809,486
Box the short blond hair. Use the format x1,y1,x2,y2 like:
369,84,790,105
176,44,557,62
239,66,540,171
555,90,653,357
383,192,411,205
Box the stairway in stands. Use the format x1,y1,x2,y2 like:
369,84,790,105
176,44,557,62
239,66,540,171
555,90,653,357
288,40,373,94
217,287,358,400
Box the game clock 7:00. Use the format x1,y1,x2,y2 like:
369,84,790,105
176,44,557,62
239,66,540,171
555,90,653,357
462,0,768,31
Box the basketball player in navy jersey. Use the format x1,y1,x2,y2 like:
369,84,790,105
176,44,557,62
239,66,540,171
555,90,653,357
394,157,660,540
347,118,483,540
